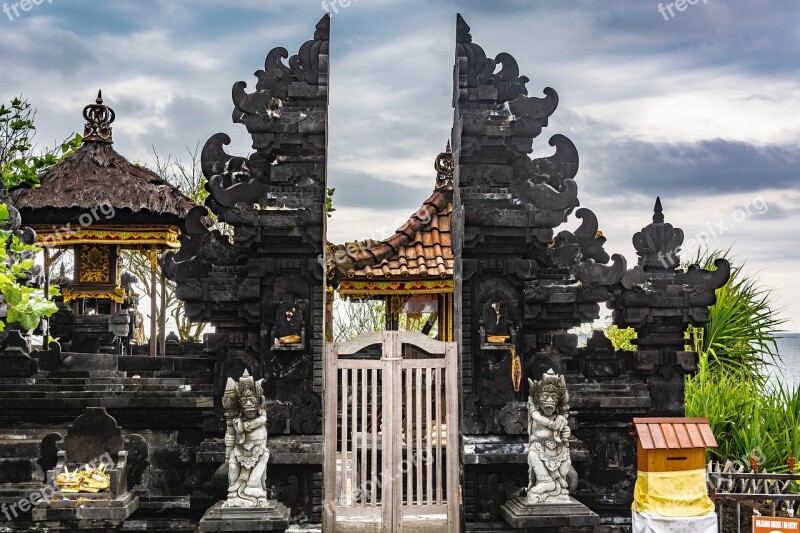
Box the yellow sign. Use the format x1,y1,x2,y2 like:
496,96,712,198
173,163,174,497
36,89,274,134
753,517,800,533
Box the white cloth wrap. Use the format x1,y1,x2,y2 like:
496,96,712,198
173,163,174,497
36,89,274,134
632,510,717,533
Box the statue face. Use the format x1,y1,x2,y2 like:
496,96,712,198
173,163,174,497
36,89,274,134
539,390,558,417
240,394,259,418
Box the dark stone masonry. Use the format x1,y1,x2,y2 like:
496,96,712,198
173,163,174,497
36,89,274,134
0,13,727,533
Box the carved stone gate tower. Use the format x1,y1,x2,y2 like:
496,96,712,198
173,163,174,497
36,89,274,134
163,15,330,520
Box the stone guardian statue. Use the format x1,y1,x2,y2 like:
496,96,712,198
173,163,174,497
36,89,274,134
222,370,270,507
526,369,571,503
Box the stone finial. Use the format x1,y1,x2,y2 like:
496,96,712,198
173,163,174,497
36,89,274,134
653,196,665,223
435,140,454,189
82,90,115,143
456,13,472,43
632,197,684,270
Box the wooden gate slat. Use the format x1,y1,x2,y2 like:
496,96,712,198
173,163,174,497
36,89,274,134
360,368,368,508
350,369,358,506
341,367,348,506
371,367,378,508
405,366,412,506
416,366,423,506
435,367,442,505
426,368,434,505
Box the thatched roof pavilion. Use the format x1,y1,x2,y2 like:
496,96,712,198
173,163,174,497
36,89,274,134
10,92,195,355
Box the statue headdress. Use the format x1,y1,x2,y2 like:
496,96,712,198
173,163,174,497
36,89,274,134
222,369,265,415
527,369,569,415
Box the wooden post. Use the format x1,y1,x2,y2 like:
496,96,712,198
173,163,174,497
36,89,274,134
322,342,338,532
445,342,460,533
42,246,50,348
325,287,334,342
159,272,166,356
149,248,157,356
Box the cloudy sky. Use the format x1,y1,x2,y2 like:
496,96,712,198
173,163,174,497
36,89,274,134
2,0,799,330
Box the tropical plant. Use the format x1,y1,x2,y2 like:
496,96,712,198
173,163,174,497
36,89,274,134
606,324,637,351
0,96,81,189
684,248,794,472
690,248,784,382
0,203,58,332
686,354,800,473
326,187,335,218
0,96,72,334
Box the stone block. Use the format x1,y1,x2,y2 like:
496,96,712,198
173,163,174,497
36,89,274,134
500,496,599,530
199,500,290,532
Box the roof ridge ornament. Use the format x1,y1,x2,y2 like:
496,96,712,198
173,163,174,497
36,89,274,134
82,90,115,144
632,197,684,270
434,140,453,189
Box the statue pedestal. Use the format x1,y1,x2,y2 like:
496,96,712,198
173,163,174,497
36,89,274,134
199,500,290,532
500,496,599,531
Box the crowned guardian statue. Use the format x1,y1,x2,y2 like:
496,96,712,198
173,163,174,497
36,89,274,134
222,370,270,507
526,369,571,503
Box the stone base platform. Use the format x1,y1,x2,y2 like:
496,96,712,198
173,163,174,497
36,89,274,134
500,496,599,531
199,500,290,532
32,490,138,529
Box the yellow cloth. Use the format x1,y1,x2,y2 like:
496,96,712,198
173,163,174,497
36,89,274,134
633,469,714,517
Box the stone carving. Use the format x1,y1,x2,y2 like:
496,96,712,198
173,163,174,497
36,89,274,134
526,370,571,503
222,370,270,507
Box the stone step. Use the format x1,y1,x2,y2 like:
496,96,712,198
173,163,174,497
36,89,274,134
0,481,45,503
0,397,214,410
0,437,41,456
122,370,211,379
0,384,213,394
88,377,189,385
18,376,211,386
0,457,38,484
118,355,214,374
38,370,126,379
0,389,214,398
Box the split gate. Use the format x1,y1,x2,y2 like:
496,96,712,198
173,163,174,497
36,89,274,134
323,331,459,532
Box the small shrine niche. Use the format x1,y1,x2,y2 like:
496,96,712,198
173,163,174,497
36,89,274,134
71,243,120,314
272,296,307,350
479,295,518,350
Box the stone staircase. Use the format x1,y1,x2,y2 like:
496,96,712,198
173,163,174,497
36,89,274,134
0,351,217,526
0,352,215,416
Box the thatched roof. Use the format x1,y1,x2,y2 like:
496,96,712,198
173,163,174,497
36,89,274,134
10,141,194,226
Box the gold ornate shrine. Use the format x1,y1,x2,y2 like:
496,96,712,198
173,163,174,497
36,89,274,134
329,143,455,341
9,92,194,355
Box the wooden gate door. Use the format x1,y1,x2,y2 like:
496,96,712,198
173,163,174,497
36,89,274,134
323,331,459,532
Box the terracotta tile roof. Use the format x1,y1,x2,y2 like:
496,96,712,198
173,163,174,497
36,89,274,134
632,417,718,450
334,187,453,281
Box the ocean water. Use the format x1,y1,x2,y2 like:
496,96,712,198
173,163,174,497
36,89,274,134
772,333,800,390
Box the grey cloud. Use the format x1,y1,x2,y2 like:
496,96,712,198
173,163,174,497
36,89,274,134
328,169,431,209
574,137,800,198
